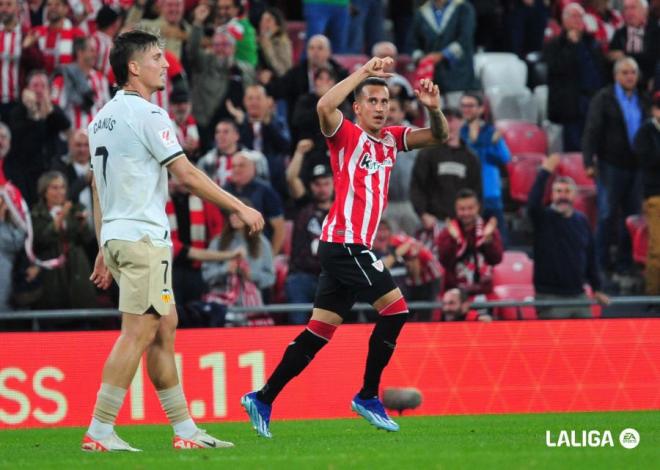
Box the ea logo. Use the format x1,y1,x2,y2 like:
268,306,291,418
619,428,640,449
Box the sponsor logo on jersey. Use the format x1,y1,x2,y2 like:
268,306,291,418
359,153,393,175
159,128,178,148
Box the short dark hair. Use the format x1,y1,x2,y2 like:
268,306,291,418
110,30,161,88
216,118,239,133
455,188,479,202
460,92,483,106
314,66,336,82
353,77,388,102
73,37,89,61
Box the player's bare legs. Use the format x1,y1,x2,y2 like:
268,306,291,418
242,307,343,437
351,287,408,432
82,313,160,451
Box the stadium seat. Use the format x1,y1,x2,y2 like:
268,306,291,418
282,220,294,257
480,56,527,90
334,54,369,73
533,85,548,123
626,215,648,265
507,153,545,203
487,87,538,123
490,284,537,320
557,152,594,188
524,51,547,88
474,52,520,78
496,120,548,154
287,21,306,63
493,250,534,286
542,120,564,153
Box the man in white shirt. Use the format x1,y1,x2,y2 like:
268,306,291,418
83,30,264,452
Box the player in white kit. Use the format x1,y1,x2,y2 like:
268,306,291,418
82,30,264,452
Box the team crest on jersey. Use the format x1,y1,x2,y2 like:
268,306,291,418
372,259,385,272
161,289,173,304
382,132,395,147
159,128,178,148
359,153,393,175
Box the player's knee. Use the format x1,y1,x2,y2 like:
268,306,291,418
306,319,338,341
377,296,409,316
123,321,159,348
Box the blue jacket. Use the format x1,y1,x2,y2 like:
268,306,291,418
460,122,510,206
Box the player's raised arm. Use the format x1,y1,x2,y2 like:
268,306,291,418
167,156,265,235
406,78,449,149
316,56,394,136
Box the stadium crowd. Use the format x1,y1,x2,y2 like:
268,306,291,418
0,0,659,326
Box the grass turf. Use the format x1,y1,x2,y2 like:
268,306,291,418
0,411,657,469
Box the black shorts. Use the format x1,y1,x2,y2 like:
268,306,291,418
313,241,398,319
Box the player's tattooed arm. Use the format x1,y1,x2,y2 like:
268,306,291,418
429,108,449,142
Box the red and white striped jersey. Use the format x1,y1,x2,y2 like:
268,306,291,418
91,29,113,76
32,19,85,74
171,113,200,149
321,114,411,248
0,24,22,104
52,68,110,130
197,149,233,187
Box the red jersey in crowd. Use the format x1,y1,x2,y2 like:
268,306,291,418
321,113,411,248
51,68,110,130
32,19,85,74
0,23,23,104
171,113,200,153
91,29,113,76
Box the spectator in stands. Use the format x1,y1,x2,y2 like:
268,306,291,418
58,129,92,229
411,0,478,101
166,172,245,316
197,119,270,187
0,0,44,123
302,0,349,54
373,219,443,321
348,0,384,54
257,7,292,79
634,91,660,295
91,5,123,77
226,83,290,198
528,154,609,319
127,0,189,60
437,189,503,296
609,0,660,89
544,2,606,151
31,0,85,74
506,0,549,58
459,92,511,245
0,123,26,311
583,57,651,275
441,287,492,321
51,36,110,130
202,199,275,306
285,162,333,324
26,0,46,27
188,4,255,151
372,41,418,121
269,34,348,125
170,88,200,160
30,170,97,309
583,0,625,50
383,96,421,235
6,70,70,206
224,151,285,256
411,107,481,241
213,0,258,67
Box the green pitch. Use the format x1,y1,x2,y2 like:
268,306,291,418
1,411,657,469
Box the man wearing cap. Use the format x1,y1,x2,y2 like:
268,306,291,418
285,160,334,324
634,91,660,295
169,89,200,160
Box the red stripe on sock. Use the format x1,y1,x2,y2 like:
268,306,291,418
307,319,337,340
378,297,409,316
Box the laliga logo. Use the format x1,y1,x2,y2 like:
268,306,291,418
545,428,639,449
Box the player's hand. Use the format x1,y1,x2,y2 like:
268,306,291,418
542,153,562,173
295,138,314,155
90,250,113,290
237,206,265,236
594,291,611,306
361,56,394,78
414,78,441,112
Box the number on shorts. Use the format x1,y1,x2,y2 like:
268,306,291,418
95,146,109,183
161,260,169,284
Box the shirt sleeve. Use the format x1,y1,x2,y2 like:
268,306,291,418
325,112,360,169
141,108,185,166
385,125,412,152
